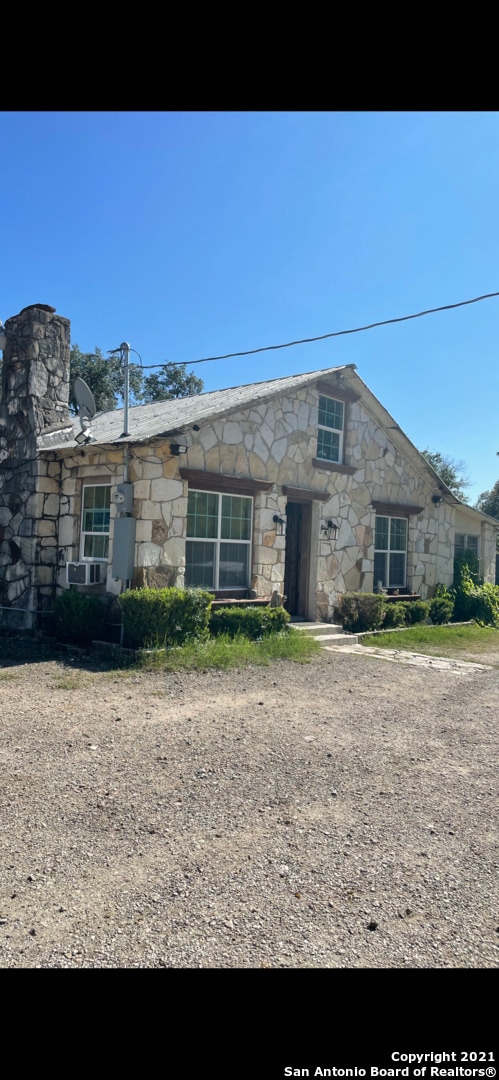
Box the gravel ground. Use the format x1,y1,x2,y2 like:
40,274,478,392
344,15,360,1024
0,635,498,968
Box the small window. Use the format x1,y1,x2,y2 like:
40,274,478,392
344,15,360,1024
374,515,407,589
455,533,479,557
186,490,252,590
80,485,111,560
317,395,344,463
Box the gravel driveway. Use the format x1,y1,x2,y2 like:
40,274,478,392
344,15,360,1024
0,635,497,968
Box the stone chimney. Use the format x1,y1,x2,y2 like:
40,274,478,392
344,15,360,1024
0,304,71,627
0,304,71,456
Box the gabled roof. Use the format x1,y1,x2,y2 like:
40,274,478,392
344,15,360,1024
38,364,352,451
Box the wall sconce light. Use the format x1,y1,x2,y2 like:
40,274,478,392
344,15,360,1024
431,494,443,506
170,441,188,456
273,514,286,534
321,519,339,541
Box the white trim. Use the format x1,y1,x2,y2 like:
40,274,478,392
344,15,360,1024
374,514,408,589
317,394,344,464
80,483,111,562
186,488,253,590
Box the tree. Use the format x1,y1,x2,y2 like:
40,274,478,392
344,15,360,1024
420,448,471,502
69,345,144,414
475,479,499,520
142,362,204,403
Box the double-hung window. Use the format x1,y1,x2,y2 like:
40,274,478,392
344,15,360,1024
80,484,111,560
317,395,344,464
185,490,252,590
374,515,407,589
455,533,479,558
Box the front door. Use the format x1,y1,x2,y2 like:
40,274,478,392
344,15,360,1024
284,501,311,617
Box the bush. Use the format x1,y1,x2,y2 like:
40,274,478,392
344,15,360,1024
382,602,408,629
336,593,385,633
429,597,454,624
209,605,290,640
404,599,430,625
461,581,499,627
118,587,212,649
54,589,104,643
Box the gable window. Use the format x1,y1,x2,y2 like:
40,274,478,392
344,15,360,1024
80,484,111,560
185,490,252,590
374,515,407,589
317,395,344,463
455,533,479,558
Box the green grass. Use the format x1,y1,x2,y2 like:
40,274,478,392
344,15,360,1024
52,673,92,690
0,670,19,681
361,622,499,661
137,630,321,672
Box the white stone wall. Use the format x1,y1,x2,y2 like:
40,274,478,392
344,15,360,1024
51,377,498,619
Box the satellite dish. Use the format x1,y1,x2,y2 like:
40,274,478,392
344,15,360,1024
73,377,97,421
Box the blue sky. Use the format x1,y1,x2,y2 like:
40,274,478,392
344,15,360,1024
2,111,498,503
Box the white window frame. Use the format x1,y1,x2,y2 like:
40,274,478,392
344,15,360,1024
317,394,344,464
185,489,253,590
455,533,479,558
80,484,111,562
374,515,407,589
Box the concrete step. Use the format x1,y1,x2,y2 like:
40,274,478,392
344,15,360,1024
290,622,358,646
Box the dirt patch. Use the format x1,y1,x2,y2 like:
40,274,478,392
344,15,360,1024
0,634,497,968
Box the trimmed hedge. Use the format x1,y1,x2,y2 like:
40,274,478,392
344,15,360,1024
382,602,408,629
55,589,104,643
118,587,212,649
336,593,385,634
428,597,454,625
404,599,430,625
209,606,290,640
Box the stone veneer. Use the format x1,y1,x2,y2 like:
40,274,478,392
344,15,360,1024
50,370,499,621
0,305,72,626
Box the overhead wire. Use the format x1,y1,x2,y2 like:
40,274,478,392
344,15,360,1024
133,289,499,370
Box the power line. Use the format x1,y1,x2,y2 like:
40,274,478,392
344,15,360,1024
134,289,499,370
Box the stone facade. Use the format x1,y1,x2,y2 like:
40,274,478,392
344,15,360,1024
50,374,498,622
0,305,72,627
1,305,498,627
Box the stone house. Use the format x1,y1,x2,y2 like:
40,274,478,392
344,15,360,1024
1,303,498,630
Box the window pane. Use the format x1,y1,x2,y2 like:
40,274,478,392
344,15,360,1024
375,517,389,549
185,541,215,588
221,495,252,540
318,396,343,431
84,535,109,559
187,491,219,538
219,543,249,588
389,552,406,586
455,534,466,553
389,518,407,551
317,428,340,462
466,535,479,555
374,552,387,587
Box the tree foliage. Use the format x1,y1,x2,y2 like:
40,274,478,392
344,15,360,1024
420,448,471,502
69,347,204,413
69,346,144,414
475,478,499,520
142,362,204,403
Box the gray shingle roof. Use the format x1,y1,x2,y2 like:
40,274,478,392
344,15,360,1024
38,364,352,451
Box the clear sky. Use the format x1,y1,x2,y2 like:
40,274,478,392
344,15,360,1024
2,111,498,504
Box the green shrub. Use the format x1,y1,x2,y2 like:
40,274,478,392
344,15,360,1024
55,589,104,643
462,581,499,627
382,601,408,629
404,599,430,625
429,597,454,624
209,605,290,640
118,587,212,649
336,593,385,634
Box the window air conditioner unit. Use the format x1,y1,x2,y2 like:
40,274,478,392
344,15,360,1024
66,562,103,585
